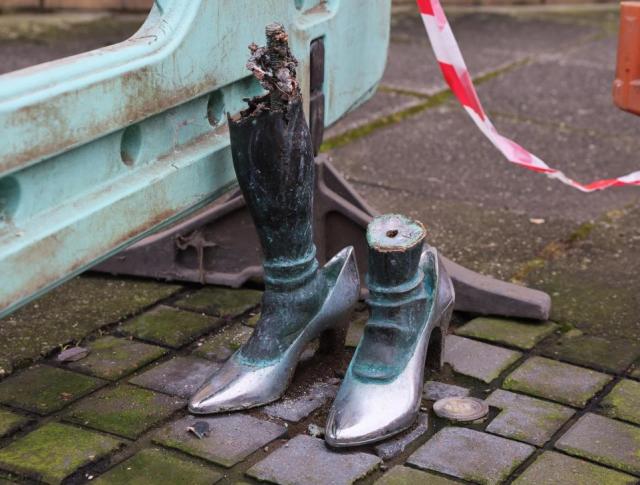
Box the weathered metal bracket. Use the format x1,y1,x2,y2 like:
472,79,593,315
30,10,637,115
96,154,551,321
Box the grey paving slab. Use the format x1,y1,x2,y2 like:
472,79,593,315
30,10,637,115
0,409,29,438
503,356,611,407
383,12,600,95
154,414,286,468
456,317,557,350
93,447,223,485
129,356,219,399
64,384,184,439
345,311,367,348
407,427,534,485
542,333,640,373
0,365,105,415
600,379,640,426
513,450,637,485
444,335,522,383
0,276,181,377
423,381,470,401
263,381,338,423
325,90,423,141
374,413,429,461
476,47,640,138
329,100,640,225
556,413,640,475
66,336,168,380
0,422,124,484
630,364,640,380
485,389,575,446
173,287,262,317
120,306,222,349
246,435,381,485
192,323,252,362
375,466,459,485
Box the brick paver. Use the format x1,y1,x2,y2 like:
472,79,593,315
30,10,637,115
66,336,167,380
423,381,470,401
456,317,556,350
600,379,640,425
0,410,28,439
0,365,105,415
247,435,381,485
503,356,611,407
120,306,222,349
173,287,262,317
64,384,184,439
374,413,429,461
556,413,640,475
129,357,219,399
375,465,459,484
444,335,522,383
407,427,534,485
513,450,637,485
192,323,252,362
0,422,124,484
154,414,286,468
485,389,574,446
263,381,338,422
543,333,640,373
93,447,223,485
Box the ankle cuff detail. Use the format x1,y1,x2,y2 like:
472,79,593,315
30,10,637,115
264,246,318,288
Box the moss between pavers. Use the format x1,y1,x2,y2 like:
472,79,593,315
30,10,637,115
503,356,611,407
455,317,557,350
542,333,640,374
0,422,124,484
600,379,640,426
0,365,105,415
0,409,28,438
173,287,262,317
192,323,253,362
63,384,184,439
375,465,459,484
92,447,222,485
66,336,167,381
120,306,222,349
513,450,637,485
0,276,182,377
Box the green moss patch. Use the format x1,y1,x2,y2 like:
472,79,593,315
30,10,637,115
64,384,184,439
456,317,557,350
543,334,640,374
0,365,105,415
0,409,29,438
600,379,640,426
503,356,611,407
0,422,124,484
192,323,252,362
513,451,636,485
375,466,458,484
174,287,262,317
120,306,221,349
67,336,167,380
93,447,222,485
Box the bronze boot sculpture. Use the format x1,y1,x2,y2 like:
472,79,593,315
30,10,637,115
326,214,454,446
189,24,359,414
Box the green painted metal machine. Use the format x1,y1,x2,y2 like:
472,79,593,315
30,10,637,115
0,0,392,317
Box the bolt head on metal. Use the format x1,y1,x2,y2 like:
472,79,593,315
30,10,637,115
432,396,489,422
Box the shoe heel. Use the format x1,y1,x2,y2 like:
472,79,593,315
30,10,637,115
425,305,453,371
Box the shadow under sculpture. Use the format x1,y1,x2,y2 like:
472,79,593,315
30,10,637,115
189,24,359,414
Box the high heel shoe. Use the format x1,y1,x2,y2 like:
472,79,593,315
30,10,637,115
325,214,454,447
189,25,360,414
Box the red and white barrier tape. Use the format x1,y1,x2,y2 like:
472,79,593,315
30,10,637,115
416,0,640,191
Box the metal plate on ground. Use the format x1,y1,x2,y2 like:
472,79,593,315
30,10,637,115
433,397,489,422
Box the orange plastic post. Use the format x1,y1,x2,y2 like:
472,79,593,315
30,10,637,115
614,2,640,115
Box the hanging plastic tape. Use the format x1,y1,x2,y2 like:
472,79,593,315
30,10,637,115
416,0,640,191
